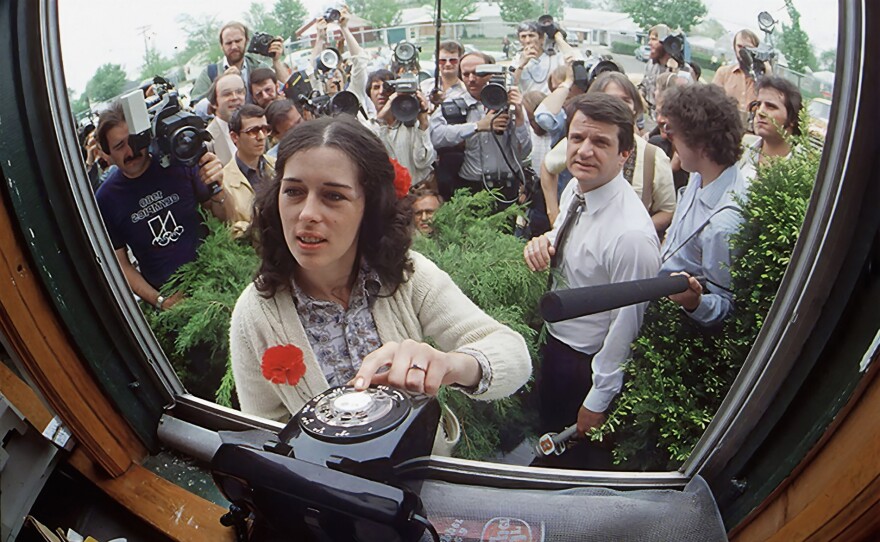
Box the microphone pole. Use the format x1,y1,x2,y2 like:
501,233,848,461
429,0,444,105
540,274,704,323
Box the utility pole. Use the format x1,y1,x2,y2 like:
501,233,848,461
136,25,152,58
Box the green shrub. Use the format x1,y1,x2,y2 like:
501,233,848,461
595,128,820,470
413,190,548,459
611,41,638,55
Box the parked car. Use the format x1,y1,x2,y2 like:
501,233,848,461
634,44,651,61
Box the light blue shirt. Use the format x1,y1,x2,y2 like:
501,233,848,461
534,104,567,144
660,164,748,327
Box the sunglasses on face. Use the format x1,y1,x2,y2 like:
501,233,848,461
240,124,271,137
438,58,459,64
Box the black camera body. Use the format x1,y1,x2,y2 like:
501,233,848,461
248,31,275,57
121,78,212,170
211,385,440,541
383,74,422,125
476,64,510,110
662,33,686,65
537,14,566,55
743,44,777,79
324,7,341,23
440,98,469,124
572,56,625,92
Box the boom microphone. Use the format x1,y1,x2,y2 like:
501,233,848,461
540,275,694,323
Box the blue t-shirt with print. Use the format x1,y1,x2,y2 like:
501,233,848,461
95,157,211,289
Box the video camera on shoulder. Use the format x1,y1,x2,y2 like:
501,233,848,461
382,74,421,125
119,77,212,170
475,64,511,110
248,31,276,57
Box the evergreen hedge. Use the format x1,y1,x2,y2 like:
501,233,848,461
595,130,820,470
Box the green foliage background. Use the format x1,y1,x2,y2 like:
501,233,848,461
595,128,820,470
778,0,819,73
619,0,708,33
413,191,547,459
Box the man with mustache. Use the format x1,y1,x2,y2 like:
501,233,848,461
191,21,289,105
523,94,660,465
94,101,234,312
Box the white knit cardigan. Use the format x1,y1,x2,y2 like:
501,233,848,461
229,251,532,422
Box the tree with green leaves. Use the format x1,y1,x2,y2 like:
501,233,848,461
84,63,128,103
360,0,400,28
245,2,281,37
176,13,223,64
819,50,836,72
498,0,562,23
619,0,707,33
778,0,818,73
68,88,90,116
139,46,177,81
426,0,478,22
272,0,308,40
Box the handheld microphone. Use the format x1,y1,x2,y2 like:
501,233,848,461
540,275,696,323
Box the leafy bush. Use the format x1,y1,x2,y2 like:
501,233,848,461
611,41,638,56
595,131,820,470
145,214,259,407
413,190,547,459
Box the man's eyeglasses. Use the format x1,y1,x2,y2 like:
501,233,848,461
240,124,271,137
437,58,459,64
658,121,675,138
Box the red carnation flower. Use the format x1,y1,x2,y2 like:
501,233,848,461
390,158,412,199
261,344,306,386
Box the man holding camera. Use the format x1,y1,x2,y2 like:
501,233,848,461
429,51,532,202
191,21,289,105
419,40,468,103
513,20,571,95
713,30,772,121
249,67,282,109
523,93,660,465
639,24,689,117
371,87,436,186
93,102,234,312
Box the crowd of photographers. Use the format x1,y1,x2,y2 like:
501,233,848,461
80,6,807,467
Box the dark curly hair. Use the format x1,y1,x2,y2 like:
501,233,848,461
662,84,744,167
756,75,803,136
253,116,413,297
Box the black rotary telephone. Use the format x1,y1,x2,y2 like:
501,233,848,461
211,385,441,541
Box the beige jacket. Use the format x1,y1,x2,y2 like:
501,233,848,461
221,155,275,236
229,251,532,422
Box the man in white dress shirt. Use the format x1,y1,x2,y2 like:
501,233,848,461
524,94,661,459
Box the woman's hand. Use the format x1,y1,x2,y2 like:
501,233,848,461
352,339,481,395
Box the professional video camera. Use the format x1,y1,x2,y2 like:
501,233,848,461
382,74,421,125
475,64,512,110
119,77,212,171
742,11,779,80
662,32,687,66
211,385,440,541
393,41,421,72
247,31,276,57
282,69,360,117
571,55,624,92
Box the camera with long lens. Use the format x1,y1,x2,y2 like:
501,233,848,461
247,31,275,57
282,69,360,118
572,56,624,92
211,385,440,541
393,41,421,72
382,74,421,125
475,64,511,111
661,33,686,66
119,77,212,171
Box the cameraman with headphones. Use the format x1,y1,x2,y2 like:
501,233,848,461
429,51,532,204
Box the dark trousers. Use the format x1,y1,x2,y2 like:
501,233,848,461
533,333,613,470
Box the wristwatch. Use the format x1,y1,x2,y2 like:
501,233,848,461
156,295,166,311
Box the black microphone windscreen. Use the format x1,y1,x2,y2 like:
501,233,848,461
540,275,691,323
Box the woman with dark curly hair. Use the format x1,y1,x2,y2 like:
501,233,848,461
229,116,531,423
657,84,747,328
